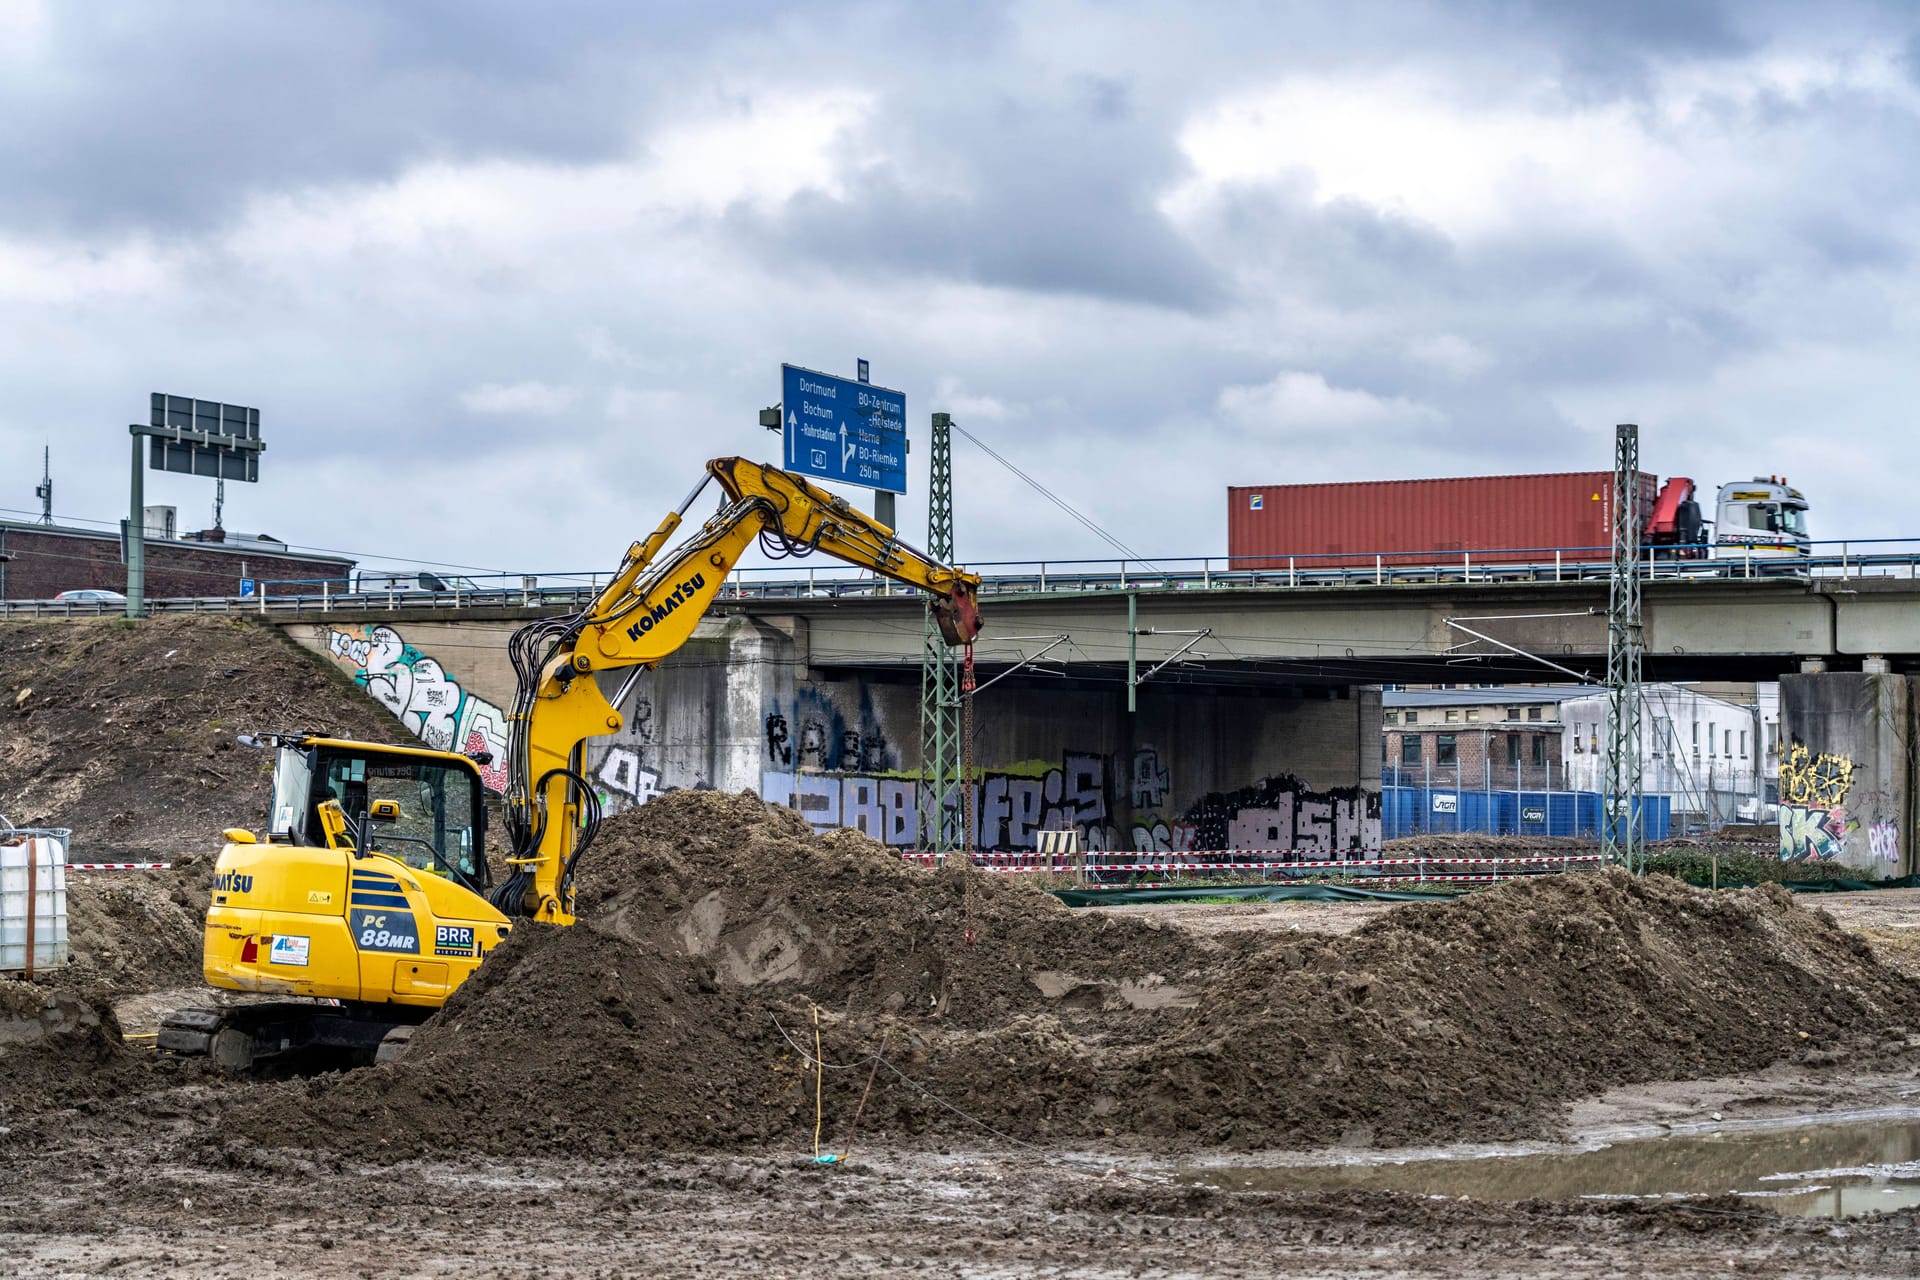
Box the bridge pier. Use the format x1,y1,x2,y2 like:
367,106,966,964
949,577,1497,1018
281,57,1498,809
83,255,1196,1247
1778,672,1914,877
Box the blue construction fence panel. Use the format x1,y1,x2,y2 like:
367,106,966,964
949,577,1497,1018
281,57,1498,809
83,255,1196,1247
1381,786,1671,840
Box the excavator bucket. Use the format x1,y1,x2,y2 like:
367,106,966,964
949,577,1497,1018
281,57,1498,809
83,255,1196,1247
934,581,983,645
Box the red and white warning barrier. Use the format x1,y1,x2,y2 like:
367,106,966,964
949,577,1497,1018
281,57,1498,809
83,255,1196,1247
65,862,172,871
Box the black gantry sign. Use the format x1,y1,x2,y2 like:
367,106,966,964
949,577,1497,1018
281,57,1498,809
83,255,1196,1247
147,393,262,482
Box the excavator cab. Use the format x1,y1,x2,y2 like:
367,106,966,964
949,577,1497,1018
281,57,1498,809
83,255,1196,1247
159,736,509,1072
269,739,488,894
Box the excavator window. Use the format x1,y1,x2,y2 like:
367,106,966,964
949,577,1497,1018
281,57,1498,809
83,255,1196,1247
292,746,489,894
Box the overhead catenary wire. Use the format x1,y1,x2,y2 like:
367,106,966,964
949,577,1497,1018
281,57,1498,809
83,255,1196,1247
943,421,1160,570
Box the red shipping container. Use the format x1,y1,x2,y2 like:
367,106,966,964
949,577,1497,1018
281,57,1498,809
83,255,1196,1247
1227,471,1658,570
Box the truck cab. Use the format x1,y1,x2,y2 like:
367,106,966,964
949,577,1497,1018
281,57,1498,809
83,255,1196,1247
1713,478,1810,560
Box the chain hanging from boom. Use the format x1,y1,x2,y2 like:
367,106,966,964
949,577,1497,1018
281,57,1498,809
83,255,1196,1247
919,412,965,867
1602,423,1647,872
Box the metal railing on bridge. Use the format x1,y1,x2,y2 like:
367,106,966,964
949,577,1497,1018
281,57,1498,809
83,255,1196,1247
7,538,1920,618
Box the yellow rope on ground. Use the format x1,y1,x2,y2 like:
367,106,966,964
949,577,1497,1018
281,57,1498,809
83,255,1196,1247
811,1002,825,1160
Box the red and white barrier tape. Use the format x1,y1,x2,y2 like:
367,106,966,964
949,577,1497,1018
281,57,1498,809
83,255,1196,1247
66,862,172,870
900,851,1603,874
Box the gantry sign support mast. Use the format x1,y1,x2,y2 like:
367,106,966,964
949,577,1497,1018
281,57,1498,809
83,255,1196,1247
919,412,965,867
1602,422,1646,872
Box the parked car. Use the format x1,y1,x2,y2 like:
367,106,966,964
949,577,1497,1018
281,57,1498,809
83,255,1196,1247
52,589,127,603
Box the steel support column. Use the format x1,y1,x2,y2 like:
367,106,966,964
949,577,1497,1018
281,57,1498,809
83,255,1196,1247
1603,423,1646,871
918,412,964,866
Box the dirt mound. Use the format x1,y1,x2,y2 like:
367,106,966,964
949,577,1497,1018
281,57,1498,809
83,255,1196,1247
224,794,1920,1161
54,861,212,998
0,980,151,1127
571,790,1217,1028
227,790,1222,1156
2,616,406,997
0,617,401,860
1123,871,1920,1149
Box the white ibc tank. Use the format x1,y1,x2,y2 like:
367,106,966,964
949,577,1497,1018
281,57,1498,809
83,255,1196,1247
0,828,69,973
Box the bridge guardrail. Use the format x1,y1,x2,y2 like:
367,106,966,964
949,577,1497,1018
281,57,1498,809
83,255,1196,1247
6,538,1919,618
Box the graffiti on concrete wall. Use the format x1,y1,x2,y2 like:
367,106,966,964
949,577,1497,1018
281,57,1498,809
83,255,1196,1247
1869,819,1900,864
322,624,508,793
763,690,897,777
765,753,1382,856
1779,743,1855,807
1775,741,1870,864
1779,804,1857,863
582,681,707,815
594,745,663,809
763,751,1115,851
1184,773,1383,856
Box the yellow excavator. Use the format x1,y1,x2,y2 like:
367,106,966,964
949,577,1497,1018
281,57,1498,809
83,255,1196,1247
159,457,983,1070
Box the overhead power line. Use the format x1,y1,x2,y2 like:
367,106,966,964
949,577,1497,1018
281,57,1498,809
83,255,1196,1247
944,421,1159,570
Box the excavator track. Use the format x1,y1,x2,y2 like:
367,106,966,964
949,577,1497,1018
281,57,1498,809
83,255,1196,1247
159,1002,423,1074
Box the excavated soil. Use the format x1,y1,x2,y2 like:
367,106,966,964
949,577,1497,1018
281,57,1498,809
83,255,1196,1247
0,616,401,860
2,616,407,999
0,980,157,1123
223,791,1920,1161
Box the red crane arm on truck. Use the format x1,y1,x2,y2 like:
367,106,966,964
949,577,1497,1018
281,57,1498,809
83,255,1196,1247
1646,477,1695,539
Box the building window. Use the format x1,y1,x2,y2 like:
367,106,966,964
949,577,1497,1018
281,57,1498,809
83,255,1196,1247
1401,736,1422,767
1739,729,1748,757
1654,717,1672,758
1531,735,1547,767
1436,734,1458,765
1385,711,1398,725
1445,710,1459,723
1766,723,1777,756
1404,711,1419,726
1724,730,1733,757
1506,706,1522,721
1692,722,1700,755
1506,735,1520,766
1527,706,1543,721
1465,709,1480,722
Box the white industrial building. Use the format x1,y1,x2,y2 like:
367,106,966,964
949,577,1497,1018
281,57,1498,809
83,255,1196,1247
1560,683,1779,827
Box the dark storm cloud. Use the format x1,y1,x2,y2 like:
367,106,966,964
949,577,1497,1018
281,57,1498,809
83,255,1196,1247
4,1,1920,563
0,0,793,234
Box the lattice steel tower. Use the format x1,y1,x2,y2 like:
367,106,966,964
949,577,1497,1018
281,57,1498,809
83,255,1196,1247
919,412,964,865
1602,423,1647,872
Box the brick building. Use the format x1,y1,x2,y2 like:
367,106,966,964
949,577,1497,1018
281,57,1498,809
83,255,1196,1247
1383,687,1582,790
0,518,353,600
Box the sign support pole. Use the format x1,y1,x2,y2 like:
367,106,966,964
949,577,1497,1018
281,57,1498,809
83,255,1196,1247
127,428,145,619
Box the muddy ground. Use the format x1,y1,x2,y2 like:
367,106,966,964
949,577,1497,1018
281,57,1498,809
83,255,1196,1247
4,1144,1917,1278
8,802,1920,1274
7,617,1920,1274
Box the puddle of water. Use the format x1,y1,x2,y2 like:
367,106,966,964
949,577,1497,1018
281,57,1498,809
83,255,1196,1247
1182,1116,1920,1219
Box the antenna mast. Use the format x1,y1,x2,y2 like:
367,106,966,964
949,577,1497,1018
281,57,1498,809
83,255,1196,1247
35,446,53,525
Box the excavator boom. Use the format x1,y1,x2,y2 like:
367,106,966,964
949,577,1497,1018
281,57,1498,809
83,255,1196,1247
493,457,983,924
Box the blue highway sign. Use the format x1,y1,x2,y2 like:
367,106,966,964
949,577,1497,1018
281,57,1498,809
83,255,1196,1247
781,364,907,495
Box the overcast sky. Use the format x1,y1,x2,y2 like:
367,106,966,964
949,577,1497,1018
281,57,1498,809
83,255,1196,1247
3,1,1917,579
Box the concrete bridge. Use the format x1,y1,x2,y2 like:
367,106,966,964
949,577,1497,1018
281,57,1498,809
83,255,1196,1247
16,561,1913,874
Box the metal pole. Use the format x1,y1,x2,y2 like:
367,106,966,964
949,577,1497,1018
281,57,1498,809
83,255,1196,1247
918,412,962,869
126,429,145,618
1603,424,1646,872
1127,590,1138,714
